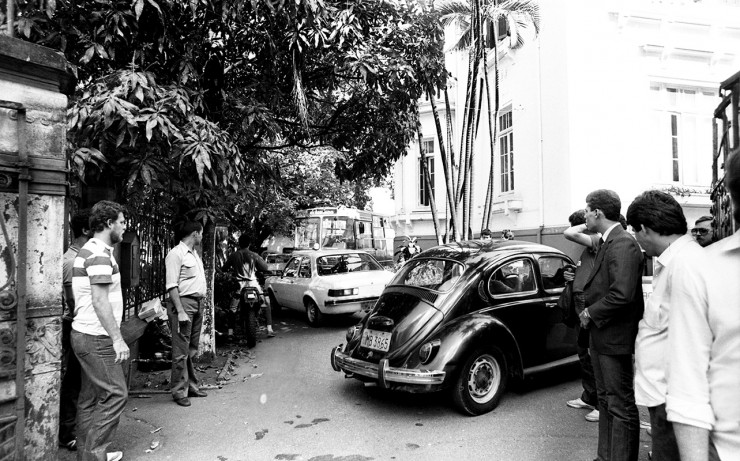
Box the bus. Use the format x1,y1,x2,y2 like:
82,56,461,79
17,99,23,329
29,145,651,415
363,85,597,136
294,207,395,266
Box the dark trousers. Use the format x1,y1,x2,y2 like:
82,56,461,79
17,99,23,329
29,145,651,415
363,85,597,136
72,330,128,461
648,404,680,461
167,297,203,399
60,318,81,444
591,350,640,461
576,325,597,407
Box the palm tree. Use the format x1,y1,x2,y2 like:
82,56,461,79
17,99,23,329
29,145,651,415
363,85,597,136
437,0,540,234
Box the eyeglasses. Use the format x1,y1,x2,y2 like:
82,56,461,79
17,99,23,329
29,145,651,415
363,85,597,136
691,228,710,236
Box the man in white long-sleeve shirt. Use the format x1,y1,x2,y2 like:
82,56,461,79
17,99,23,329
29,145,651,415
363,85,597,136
666,151,740,461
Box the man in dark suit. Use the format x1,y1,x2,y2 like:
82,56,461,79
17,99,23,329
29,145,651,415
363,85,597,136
581,189,644,461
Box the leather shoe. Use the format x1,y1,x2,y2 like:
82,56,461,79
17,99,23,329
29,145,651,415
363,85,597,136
174,397,191,407
189,389,207,398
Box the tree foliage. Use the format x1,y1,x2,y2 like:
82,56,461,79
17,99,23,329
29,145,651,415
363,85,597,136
16,0,447,230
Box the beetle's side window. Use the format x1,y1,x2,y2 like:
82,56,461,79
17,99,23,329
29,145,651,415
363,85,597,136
283,257,301,277
538,256,568,294
488,259,535,296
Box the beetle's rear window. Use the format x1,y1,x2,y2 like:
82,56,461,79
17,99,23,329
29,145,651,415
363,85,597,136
391,258,464,292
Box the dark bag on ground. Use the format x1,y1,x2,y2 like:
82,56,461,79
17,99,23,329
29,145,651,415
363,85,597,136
558,282,577,327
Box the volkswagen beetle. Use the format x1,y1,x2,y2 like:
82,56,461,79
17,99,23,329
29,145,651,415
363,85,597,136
330,239,578,416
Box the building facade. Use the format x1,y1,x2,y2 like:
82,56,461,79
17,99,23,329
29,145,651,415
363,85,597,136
392,0,740,260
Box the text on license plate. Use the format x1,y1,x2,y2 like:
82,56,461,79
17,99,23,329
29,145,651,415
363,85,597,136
360,300,376,311
361,329,392,352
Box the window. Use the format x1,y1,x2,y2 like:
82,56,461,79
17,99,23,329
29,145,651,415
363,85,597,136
392,258,464,292
419,139,435,206
499,110,514,193
355,220,373,249
317,253,382,275
649,84,715,186
488,258,535,296
538,256,568,294
283,257,301,277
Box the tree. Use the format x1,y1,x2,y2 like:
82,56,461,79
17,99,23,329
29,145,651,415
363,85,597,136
437,0,540,235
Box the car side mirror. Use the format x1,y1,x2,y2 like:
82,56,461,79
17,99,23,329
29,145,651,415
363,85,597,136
278,270,284,277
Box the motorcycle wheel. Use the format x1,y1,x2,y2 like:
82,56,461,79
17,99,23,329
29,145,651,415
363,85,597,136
244,306,258,348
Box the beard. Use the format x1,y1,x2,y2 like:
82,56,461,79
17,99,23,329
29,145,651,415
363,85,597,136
111,229,124,244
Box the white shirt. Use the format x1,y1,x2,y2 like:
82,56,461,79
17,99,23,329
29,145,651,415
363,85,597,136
600,222,620,243
666,231,740,460
165,242,207,297
634,234,701,407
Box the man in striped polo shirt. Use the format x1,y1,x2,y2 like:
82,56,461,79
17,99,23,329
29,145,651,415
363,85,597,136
71,200,129,461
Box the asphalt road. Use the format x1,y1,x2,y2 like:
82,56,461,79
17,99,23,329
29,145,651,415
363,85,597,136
60,309,653,461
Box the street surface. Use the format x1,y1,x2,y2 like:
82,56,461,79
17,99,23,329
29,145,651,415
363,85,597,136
60,310,652,461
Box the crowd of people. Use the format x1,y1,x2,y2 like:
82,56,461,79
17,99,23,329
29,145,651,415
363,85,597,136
560,151,739,461
57,151,739,460
58,203,277,460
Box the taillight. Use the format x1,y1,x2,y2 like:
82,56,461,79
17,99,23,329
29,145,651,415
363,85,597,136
419,340,441,364
346,325,360,342
329,288,359,297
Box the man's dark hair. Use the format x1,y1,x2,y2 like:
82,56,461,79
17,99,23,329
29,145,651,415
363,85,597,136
238,233,250,249
89,201,125,233
481,228,492,237
727,152,740,223
626,190,687,236
568,209,586,226
695,215,713,226
71,208,91,239
586,189,621,221
175,220,203,242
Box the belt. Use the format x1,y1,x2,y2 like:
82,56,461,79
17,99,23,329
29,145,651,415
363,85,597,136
181,295,204,300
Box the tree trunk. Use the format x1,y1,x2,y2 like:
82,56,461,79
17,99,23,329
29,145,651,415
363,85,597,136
484,26,502,228
197,220,216,362
427,87,459,240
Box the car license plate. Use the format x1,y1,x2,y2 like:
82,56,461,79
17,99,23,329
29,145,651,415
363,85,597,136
360,300,376,312
361,329,392,352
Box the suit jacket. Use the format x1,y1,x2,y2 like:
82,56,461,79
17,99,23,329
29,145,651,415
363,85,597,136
583,225,644,355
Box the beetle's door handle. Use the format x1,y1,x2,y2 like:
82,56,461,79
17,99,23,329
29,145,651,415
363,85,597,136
545,302,558,309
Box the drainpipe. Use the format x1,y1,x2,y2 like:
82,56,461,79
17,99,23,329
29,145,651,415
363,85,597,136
15,103,28,460
536,40,545,244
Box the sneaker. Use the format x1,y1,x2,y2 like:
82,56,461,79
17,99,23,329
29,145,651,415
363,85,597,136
585,409,600,422
107,452,123,461
566,398,595,410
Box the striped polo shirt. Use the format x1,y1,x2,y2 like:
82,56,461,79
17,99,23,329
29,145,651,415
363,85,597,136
71,238,123,336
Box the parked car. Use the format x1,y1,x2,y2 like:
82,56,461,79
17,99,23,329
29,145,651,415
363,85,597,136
330,239,578,416
264,253,292,276
264,249,394,327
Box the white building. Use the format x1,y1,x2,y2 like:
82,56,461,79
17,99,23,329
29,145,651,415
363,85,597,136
392,0,740,260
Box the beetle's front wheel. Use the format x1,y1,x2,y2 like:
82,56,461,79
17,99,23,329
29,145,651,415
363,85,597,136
452,347,508,416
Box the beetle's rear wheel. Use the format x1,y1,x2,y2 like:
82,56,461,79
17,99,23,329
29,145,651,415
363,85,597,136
452,347,508,416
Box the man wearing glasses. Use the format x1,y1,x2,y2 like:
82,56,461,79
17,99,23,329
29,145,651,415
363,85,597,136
691,215,714,247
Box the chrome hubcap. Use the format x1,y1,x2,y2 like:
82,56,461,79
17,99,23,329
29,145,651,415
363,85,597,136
467,354,500,404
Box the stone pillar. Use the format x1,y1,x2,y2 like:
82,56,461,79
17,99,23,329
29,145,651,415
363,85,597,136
0,36,75,459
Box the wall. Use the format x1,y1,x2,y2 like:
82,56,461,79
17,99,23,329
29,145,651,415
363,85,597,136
0,36,74,459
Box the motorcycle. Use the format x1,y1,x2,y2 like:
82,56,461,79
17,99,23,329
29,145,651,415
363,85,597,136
235,278,268,348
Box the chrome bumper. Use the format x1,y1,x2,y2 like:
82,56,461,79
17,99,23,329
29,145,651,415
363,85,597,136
331,345,446,386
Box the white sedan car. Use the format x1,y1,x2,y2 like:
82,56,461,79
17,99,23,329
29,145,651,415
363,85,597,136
264,249,394,327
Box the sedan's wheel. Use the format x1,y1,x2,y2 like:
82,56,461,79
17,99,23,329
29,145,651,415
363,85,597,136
268,290,281,316
452,347,508,416
305,299,323,327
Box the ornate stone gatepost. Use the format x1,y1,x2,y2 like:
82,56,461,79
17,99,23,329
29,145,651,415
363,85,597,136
0,36,74,459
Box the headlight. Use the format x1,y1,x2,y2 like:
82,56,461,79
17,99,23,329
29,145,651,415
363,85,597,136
346,325,360,342
419,339,441,364
328,288,359,297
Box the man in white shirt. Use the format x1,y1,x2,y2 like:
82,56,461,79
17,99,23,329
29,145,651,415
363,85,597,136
165,220,208,407
666,151,740,461
626,190,702,461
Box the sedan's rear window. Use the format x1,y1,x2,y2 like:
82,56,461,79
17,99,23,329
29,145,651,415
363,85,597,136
317,253,382,275
391,258,464,292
